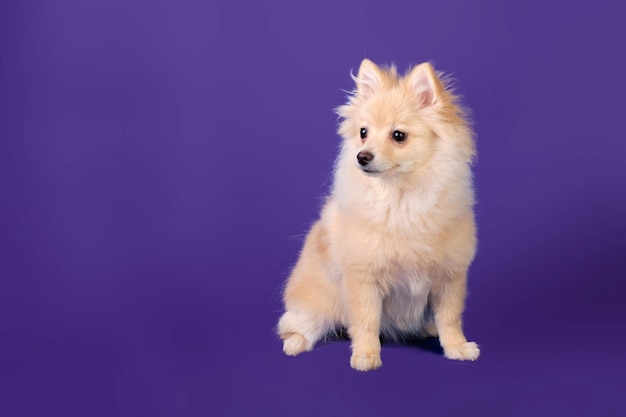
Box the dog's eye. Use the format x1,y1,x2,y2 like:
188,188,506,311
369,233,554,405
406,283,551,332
360,128,368,139
392,130,406,142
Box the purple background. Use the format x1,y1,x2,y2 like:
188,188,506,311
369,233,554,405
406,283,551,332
1,0,625,415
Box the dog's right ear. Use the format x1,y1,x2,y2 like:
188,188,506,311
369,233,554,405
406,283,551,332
353,59,382,98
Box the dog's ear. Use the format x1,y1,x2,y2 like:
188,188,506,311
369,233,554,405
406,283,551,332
354,59,382,98
407,62,443,107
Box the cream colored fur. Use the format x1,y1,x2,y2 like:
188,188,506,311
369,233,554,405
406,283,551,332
278,59,479,371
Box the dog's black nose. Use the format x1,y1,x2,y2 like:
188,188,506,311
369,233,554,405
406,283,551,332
357,151,374,166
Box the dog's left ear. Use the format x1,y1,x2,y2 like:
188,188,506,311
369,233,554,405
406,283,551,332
407,62,443,107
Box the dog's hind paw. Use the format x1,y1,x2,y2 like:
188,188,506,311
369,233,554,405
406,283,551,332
282,333,308,356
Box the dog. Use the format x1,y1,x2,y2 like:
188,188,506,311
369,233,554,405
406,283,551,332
277,58,479,371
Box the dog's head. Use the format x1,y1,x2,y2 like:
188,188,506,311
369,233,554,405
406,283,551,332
336,59,473,181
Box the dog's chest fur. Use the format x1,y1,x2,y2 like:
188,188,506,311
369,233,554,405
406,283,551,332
339,181,451,265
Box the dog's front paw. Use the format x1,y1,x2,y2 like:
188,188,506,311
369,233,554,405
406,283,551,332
443,341,480,361
350,352,382,371
283,333,308,356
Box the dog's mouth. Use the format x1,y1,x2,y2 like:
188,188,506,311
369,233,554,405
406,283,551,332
359,165,398,176
361,168,384,175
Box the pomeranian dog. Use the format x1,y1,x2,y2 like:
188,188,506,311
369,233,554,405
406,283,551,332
277,59,479,371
